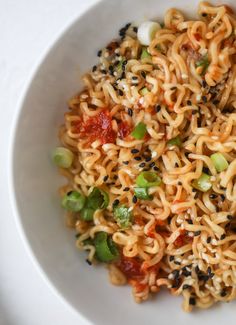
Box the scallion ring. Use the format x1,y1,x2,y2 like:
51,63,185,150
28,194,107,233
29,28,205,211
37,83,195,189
87,187,109,210
94,232,119,262
62,191,86,212
52,147,74,168
131,122,147,139
210,153,229,172
136,171,162,188
134,187,152,200
192,173,212,192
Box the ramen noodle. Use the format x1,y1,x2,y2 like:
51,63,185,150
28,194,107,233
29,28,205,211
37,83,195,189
53,2,236,311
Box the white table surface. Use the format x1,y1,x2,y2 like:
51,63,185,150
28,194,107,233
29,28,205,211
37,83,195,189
0,1,97,324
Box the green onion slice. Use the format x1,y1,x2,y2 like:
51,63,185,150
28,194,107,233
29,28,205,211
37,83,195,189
62,191,86,212
80,208,95,221
192,173,212,192
113,205,132,229
210,153,229,172
94,232,119,262
140,87,149,96
52,147,74,168
167,136,182,147
195,54,209,74
87,187,109,210
134,187,152,200
131,122,147,139
141,47,151,60
136,171,162,188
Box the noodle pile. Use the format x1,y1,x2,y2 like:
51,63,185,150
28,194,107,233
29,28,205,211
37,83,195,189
57,2,236,311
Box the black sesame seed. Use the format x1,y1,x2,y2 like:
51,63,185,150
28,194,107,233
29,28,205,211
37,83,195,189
141,71,146,78
187,219,193,224
122,60,127,67
153,166,159,171
189,297,196,305
123,187,130,192
207,236,212,243
118,89,124,96
132,195,137,203
155,104,161,112
202,167,210,174
125,23,131,29
202,80,207,88
187,100,192,106
133,26,138,33
220,234,226,240
131,148,139,154
182,268,191,277
220,194,225,202
113,199,120,207
227,215,233,220
86,259,92,265
172,270,180,279
220,290,227,297
183,284,191,290
195,265,200,274
132,76,138,80
92,65,97,72
169,256,174,261
128,108,133,116
139,162,146,168
207,267,212,274
103,175,109,182
149,162,155,168
101,69,107,74
123,161,129,165
134,156,142,161
97,50,102,57
202,13,208,17
121,71,125,79
194,231,201,236
209,193,217,199
198,274,209,282
202,96,207,103
145,156,152,162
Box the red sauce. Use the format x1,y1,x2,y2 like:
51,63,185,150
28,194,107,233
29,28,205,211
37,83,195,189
118,121,131,139
78,110,116,144
194,33,202,41
117,256,144,279
174,230,193,248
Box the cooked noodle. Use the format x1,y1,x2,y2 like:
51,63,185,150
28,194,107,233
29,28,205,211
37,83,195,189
56,2,236,311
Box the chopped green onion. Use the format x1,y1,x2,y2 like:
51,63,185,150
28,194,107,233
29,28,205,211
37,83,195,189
141,47,151,60
134,187,152,200
80,208,94,221
210,153,229,172
140,87,149,96
113,205,132,228
136,171,162,188
87,187,109,210
62,191,86,212
131,122,147,139
116,57,125,72
196,55,209,74
94,232,119,262
167,136,182,147
192,173,212,192
52,147,74,168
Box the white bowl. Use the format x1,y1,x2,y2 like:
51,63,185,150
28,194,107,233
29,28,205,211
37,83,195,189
10,0,236,324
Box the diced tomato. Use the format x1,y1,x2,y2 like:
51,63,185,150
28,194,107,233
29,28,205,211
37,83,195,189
78,110,116,144
118,121,131,139
117,256,144,279
174,230,192,247
194,33,202,41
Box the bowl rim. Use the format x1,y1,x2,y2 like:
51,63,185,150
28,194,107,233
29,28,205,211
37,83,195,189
7,1,104,324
